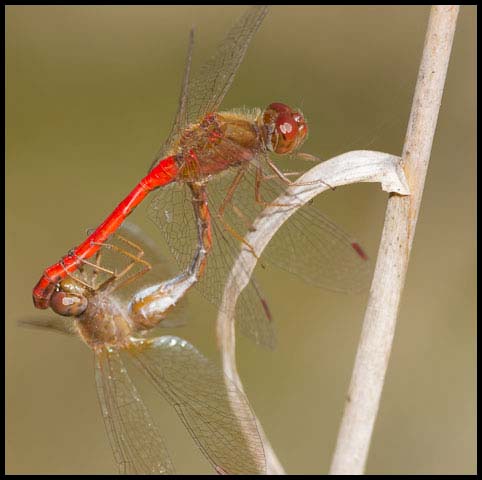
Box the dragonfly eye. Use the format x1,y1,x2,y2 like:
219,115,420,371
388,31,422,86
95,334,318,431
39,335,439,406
50,278,88,316
262,103,308,154
50,290,88,316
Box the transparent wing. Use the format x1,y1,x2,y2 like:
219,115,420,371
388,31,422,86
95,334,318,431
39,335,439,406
148,169,276,349
206,154,370,294
150,6,267,171
130,336,266,475
95,348,174,475
203,166,278,348
150,29,194,170
264,205,370,292
17,316,77,336
148,136,370,348
186,5,268,123
253,167,371,293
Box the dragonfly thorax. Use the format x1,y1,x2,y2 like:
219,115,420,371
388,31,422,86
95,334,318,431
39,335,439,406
175,111,262,181
49,277,133,349
76,292,133,349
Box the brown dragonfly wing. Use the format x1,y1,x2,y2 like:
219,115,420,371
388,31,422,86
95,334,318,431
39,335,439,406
185,5,268,124
95,348,174,475
130,336,266,474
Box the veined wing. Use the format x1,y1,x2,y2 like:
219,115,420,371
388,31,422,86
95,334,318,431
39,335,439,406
148,167,276,349
95,348,174,475
186,5,268,124
131,336,266,474
150,30,194,171
150,6,267,171
253,162,371,293
203,149,371,294
148,135,370,348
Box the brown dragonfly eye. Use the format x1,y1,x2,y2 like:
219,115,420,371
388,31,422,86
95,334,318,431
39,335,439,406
50,278,88,316
50,290,88,316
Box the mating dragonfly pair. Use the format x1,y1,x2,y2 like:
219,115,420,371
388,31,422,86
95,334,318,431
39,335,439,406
29,6,369,475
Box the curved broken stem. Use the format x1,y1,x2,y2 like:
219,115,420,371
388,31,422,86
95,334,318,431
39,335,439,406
216,150,409,475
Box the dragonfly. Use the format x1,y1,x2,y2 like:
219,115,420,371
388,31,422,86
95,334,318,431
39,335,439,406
33,5,369,349
23,221,266,475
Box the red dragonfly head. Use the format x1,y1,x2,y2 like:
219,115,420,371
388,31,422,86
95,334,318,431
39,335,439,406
261,102,308,154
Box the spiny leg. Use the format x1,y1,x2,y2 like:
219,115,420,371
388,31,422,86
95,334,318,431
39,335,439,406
231,204,256,232
218,163,249,217
216,214,261,260
58,253,112,291
112,232,146,260
265,154,334,190
88,240,151,292
259,171,303,181
59,261,92,290
212,164,263,261
217,163,259,230
254,164,308,209
91,247,105,288
105,235,151,291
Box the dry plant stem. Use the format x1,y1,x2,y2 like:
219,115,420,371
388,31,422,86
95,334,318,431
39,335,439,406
329,6,459,475
216,150,410,475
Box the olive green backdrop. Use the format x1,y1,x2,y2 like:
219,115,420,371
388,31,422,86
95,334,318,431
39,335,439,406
6,5,476,475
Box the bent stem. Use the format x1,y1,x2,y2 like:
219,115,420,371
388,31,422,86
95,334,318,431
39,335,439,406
216,150,410,474
329,6,459,475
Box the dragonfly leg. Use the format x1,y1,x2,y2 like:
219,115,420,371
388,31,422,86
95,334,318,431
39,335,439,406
231,204,257,232
113,233,146,259
214,166,262,261
61,269,92,290
218,163,249,217
76,255,115,276
88,240,152,293
91,248,104,285
254,165,306,208
216,214,260,260
58,253,106,291
265,155,334,190
260,171,303,181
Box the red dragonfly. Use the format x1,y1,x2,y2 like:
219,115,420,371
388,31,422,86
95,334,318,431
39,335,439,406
23,222,265,474
33,5,369,348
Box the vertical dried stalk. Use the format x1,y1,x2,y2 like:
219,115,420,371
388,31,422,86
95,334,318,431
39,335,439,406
216,150,410,474
329,5,459,475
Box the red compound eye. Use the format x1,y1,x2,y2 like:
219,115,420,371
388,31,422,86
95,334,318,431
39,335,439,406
263,103,308,154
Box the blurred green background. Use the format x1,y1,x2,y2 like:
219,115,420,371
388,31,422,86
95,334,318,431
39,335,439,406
6,5,476,475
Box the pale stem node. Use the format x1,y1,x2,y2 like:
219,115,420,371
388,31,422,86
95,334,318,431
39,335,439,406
216,150,410,475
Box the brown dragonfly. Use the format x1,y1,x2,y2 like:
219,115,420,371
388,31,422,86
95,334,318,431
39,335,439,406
24,221,265,474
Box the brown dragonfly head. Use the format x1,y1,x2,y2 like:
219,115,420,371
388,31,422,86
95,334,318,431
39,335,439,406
49,275,135,349
49,277,89,317
261,102,308,155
